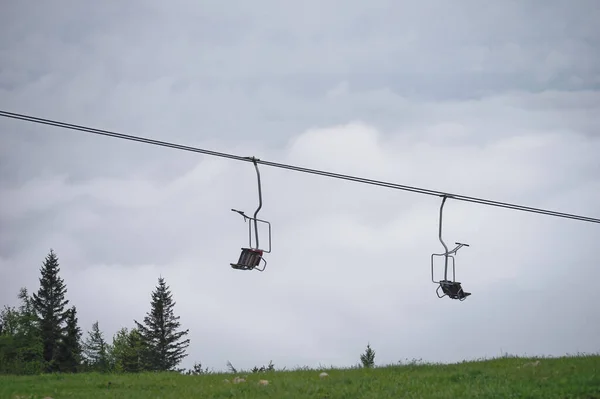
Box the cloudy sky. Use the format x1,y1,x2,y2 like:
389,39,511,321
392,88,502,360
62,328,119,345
1,1,599,372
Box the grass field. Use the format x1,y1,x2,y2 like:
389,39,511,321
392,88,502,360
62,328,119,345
1,355,599,399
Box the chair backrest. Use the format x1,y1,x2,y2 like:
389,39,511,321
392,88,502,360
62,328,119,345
238,248,263,268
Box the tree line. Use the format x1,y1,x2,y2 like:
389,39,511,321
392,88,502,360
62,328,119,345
0,249,190,375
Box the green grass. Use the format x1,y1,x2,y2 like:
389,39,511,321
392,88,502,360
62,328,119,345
1,355,599,399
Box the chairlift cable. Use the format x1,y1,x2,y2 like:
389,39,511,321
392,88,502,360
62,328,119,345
1,109,599,225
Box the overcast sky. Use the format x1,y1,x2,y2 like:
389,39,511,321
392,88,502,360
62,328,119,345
1,1,599,372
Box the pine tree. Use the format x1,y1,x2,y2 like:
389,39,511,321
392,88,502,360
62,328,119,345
15,288,45,372
0,304,19,373
32,249,69,372
109,327,128,373
110,327,144,373
0,288,45,374
82,321,110,372
56,306,83,372
124,328,144,372
0,305,18,336
134,276,190,371
360,343,376,368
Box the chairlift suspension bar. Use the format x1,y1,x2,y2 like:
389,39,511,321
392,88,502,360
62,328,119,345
251,157,262,250
438,196,450,281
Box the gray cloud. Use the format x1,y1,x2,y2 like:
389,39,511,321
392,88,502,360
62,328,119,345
1,0,599,371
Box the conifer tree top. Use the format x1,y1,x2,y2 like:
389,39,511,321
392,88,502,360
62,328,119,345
33,249,69,313
134,276,190,371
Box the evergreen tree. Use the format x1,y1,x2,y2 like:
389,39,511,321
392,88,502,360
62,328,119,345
0,288,45,374
134,276,190,371
0,305,18,336
109,327,128,373
32,249,69,372
110,327,144,372
15,288,45,371
82,321,110,372
0,305,19,373
124,328,144,372
360,343,376,368
56,306,83,372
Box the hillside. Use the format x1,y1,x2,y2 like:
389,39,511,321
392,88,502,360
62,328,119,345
2,355,599,399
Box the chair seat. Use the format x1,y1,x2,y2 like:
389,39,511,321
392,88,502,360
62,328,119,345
231,248,263,270
439,280,471,300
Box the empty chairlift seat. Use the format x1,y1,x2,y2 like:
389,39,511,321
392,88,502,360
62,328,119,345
229,157,272,272
438,280,471,300
430,195,473,301
231,248,264,270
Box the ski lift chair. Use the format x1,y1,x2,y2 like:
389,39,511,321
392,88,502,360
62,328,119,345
230,157,272,272
431,196,472,301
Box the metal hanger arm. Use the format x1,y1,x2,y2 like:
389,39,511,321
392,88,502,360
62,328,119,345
251,157,262,249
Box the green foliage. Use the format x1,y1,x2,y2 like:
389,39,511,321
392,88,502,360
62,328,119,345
0,251,188,376
15,288,45,373
0,289,45,374
83,321,111,372
32,249,70,372
0,306,19,374
56,306,83,373
0,252,192,376
185,361,211,375
0,333,17,373
360,343,375,368
0,305,19,336
226,360,238,374
110,327,144,373
1,355,599,398
252,360,275,373
108,328,127,373
134,276,190,372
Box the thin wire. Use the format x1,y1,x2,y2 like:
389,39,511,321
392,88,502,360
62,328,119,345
1,109,599,224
